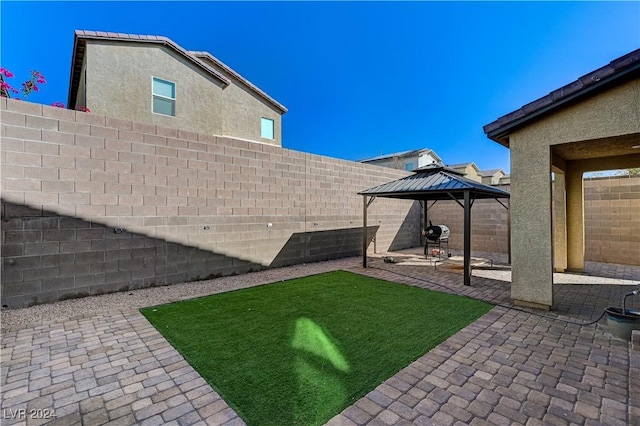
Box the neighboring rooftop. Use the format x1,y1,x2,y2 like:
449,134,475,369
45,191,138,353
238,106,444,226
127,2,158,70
478,168,505,177
360,148,441,163
446,162,475,168
484,48,640,147
447,162,481,171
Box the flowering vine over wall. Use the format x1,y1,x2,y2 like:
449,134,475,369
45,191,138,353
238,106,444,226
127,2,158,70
0,67,90,112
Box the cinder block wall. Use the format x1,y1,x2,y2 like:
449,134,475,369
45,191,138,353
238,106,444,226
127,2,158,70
427,177,639,266
1,98,420,308
425,186,510,255
583,175,640,265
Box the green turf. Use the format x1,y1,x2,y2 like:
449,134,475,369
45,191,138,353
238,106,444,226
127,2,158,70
141,270,492,425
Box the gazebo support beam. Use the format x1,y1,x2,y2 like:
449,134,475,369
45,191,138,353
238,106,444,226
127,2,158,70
447,192,464,209
362,195,376,268
363,195,368,268
464,190,471,286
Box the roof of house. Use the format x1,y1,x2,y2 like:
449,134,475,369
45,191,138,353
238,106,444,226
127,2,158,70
415,164,464,176
358,165,510,200
446,162,480,172
484,49,640,147
360,148,442,163
68,30,287,113
478,168,505,177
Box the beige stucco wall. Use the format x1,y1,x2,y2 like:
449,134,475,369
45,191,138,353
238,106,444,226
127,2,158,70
220,83,282,146
508,131,554,309
481,173,503,185
507,77,640,309
199,57,282,146
76,62,87,110
82,41,282,146
451,165,481,182
514,79,640,146
552,172,568,271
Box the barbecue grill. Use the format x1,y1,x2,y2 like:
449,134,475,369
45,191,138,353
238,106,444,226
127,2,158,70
424,224,450,242
423,221,450,259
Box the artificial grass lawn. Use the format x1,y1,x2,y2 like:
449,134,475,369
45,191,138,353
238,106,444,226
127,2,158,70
141,270,492,425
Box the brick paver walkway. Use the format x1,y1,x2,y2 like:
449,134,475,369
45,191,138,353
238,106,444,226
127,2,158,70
328,258,640,426
1,309,243,426
2,256,639,425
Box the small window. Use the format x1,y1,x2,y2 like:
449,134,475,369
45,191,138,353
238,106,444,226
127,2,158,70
152,77,175,116
261,117,274,139
405,163,415,171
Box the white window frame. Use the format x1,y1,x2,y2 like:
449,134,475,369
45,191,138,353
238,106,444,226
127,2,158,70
261,117,274,140
152,76,176,117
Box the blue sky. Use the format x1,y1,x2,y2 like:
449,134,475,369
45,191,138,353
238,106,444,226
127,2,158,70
1,2,639,173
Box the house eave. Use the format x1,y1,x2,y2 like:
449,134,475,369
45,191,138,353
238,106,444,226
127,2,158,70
484,49,640,148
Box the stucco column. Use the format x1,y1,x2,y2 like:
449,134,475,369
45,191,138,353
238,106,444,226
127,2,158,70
509,135,553,310
552,171,568,272
565,164,585,272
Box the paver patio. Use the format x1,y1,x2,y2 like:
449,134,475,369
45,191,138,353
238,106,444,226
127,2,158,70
1,255,639,425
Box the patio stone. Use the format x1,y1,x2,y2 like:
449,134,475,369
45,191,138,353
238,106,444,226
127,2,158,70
2,255,639,425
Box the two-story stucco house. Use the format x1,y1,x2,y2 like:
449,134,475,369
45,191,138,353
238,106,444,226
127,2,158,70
67,30,287,146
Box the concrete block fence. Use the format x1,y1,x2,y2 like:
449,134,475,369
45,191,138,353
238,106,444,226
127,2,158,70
583,175,640,265
426,188,511,256
427,177,639,266
1,98,420,308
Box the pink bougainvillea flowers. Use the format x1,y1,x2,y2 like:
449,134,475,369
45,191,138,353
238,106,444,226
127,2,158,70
1,68,89,112
0,67,14,78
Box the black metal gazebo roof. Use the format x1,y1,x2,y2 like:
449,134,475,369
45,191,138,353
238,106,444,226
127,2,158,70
358,165,510,200
358,165,510,286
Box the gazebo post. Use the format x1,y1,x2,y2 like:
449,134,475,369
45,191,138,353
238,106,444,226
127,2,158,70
507,198,511,265
423,198,428,253
463,190,471,286
363,195,368,268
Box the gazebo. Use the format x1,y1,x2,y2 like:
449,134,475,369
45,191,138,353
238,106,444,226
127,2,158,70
359,165,510,286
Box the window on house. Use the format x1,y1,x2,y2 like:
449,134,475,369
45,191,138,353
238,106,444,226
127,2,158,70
152,77,176,116
405,163,415,171
261,117,274,139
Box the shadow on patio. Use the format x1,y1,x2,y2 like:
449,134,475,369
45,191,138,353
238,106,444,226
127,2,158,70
354,246,640,322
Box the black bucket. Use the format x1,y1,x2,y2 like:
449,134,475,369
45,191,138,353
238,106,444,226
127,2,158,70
604,307,640,341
